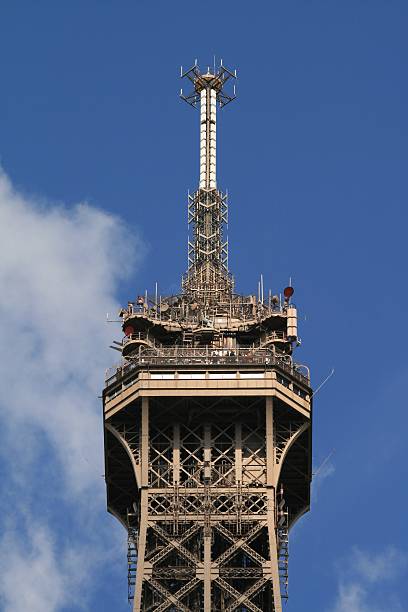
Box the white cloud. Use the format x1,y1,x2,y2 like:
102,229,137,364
332,582,372,612
0,523,86,612
330,547,407,612
0,169,140,493
353,546,407,583
0,169,142,609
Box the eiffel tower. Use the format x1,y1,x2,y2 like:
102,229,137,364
103,61,312,611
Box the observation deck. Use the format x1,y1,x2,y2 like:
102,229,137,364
105,348,310,392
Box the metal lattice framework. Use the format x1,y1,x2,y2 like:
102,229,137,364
185,188,232,297
103,60,313,611
105,388,311,611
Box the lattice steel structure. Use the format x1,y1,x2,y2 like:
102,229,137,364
103,62,312,612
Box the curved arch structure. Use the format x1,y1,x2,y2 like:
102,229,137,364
105,422,141,488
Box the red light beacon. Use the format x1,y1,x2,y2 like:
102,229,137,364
283,285,294,302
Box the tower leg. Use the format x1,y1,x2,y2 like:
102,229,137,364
266,491,282,612
266,397,282,611
133,489,148,612
133,398,149,612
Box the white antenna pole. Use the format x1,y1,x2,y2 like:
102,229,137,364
311,369,335,398
199,88,207,188
199,78,217,190
260,274,264,304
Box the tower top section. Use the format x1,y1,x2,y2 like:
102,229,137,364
180,62,236,300
114,62,306,384
180,61,237,108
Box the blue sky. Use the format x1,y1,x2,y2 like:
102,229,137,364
0,2,407,611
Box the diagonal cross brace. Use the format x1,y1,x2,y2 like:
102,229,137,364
224,578,268,612
216,577,264,612
148,578,193,612
215,521,266,567
151,577,200,612
149,523,202,567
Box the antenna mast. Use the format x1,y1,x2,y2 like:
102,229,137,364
181,63,237,303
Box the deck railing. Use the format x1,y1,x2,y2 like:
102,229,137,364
105,347,310,388
263,330,287,343
123,332,155,347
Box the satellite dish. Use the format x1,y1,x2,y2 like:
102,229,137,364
272,295,279,305
283,286,294,299
124,325,134,337
161,303,169,312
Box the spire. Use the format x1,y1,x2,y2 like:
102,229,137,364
180,61,237,303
